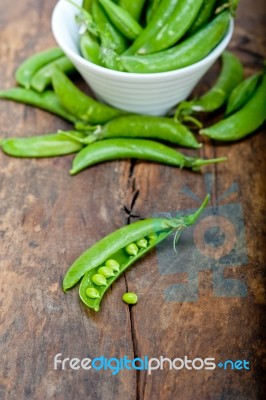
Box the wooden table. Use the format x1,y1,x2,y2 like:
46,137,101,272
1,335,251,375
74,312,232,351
0,1,265,399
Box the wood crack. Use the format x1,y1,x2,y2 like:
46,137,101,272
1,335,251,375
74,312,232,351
123,167,141,400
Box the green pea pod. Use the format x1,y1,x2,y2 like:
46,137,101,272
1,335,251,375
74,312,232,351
186,0,217,36
146,0,161,23
175,51,243,120
91,0,127,55
138,0,204,55
0,131,85,158
75,115,201,148
79,32,103,66
51,68,126,124
121,11,231,73
125,0,180,55
200,72,266,141
30,56,76,92
225,72,262,116
68,0,98,37
82,0,93,11
63,195,210,311
118,0,146,21
69,138,226,175
98,0,143,40
15,47,64,89
0,88,77,122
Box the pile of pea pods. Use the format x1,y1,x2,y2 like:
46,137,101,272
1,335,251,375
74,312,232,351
73,0,235,73
0,0,265,312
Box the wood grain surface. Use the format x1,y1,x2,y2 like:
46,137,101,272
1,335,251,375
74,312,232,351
0,1,265,399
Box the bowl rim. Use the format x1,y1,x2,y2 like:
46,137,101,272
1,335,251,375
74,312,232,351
52,0,234,81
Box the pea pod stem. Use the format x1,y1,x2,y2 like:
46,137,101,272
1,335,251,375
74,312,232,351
69,138,226,175
215,0,239,16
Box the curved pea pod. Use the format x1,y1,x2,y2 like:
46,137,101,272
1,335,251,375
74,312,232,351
125,0,180,55
79,31,103,66
0,88,77,123
51,68,126,124
69,138,226,175
64,195,210,311
118,0,146,21
200,72,266,141
0,131,85,158
75,115,201,148
121,11,231,73
175,51,243,120
186,0,217,36
137,0,204,55
225,72,262,116
30,56,76,92
97,0,142,40
15,47,64,89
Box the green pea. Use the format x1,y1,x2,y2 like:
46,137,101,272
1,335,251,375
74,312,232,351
122,292,138,305
92,274,107,286
86,287,100,298
105,259,120,272
125,243,139,256
147,233,157,240
98,266,115,278
136,238,148,248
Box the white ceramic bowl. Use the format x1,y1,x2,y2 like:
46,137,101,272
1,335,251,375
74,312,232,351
52,0,234,116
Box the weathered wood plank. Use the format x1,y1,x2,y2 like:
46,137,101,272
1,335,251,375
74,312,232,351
0,0,265,399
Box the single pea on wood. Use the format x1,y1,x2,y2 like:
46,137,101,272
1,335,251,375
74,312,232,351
122,292,138,305
63,195,210,312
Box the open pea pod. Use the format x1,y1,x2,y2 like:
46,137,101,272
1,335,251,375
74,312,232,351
63,195,210,311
